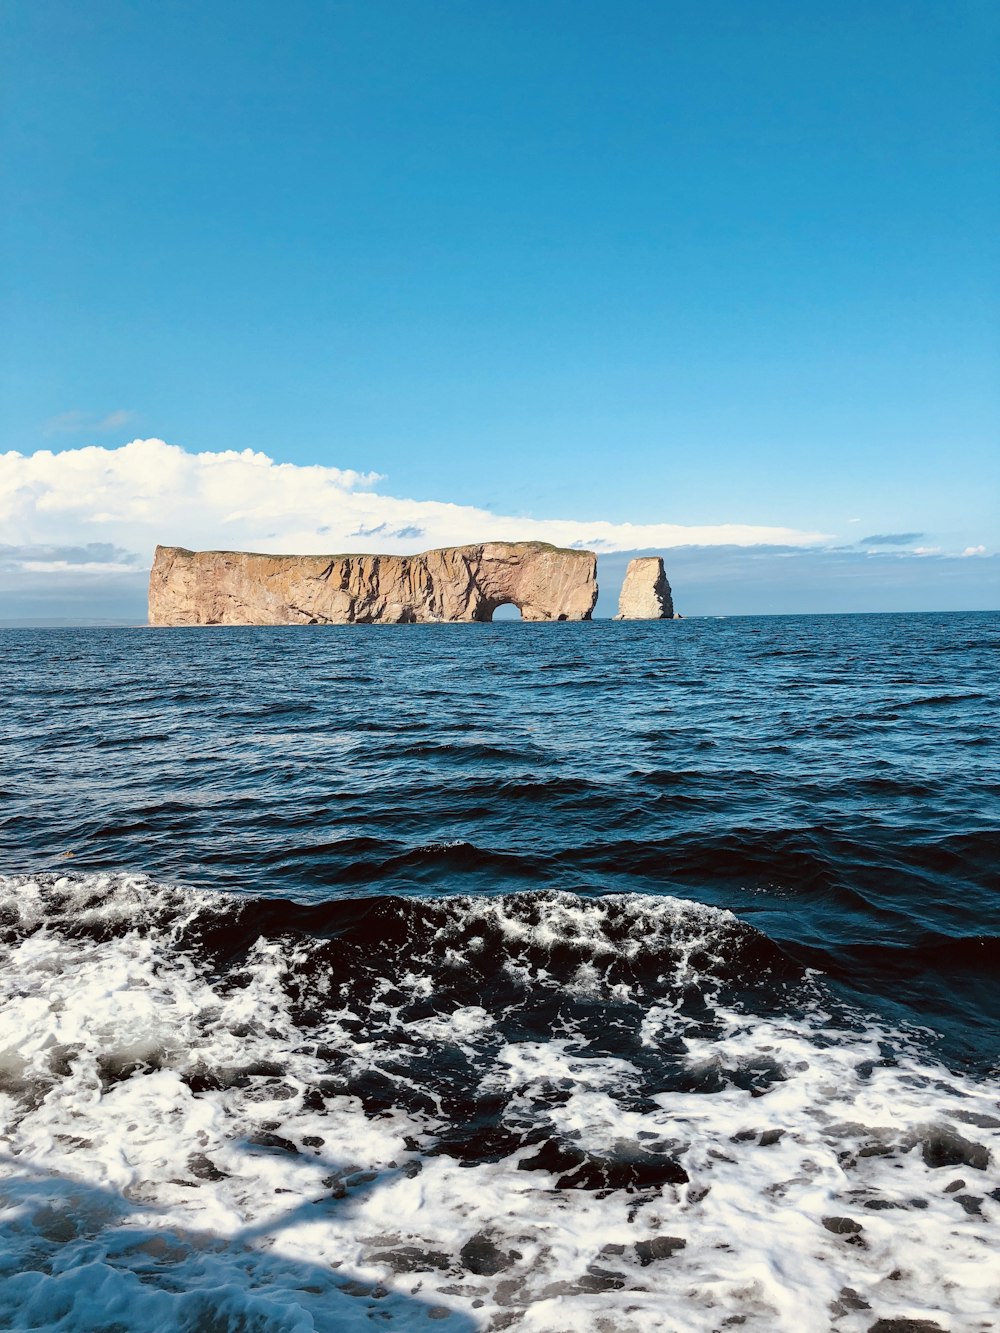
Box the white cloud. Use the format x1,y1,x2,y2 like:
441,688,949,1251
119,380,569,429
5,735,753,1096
0,438,830,574
961,545,987,557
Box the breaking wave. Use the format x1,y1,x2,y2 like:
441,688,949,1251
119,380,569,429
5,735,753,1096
2,873,997,1332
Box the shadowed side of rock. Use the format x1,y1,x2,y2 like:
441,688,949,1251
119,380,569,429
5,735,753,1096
614,557,675,619
148,542,598,625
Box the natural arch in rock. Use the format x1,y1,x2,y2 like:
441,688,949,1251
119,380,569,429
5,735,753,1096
149,542,598,625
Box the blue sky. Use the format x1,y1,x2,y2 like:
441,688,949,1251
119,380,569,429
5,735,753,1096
1,0,998,616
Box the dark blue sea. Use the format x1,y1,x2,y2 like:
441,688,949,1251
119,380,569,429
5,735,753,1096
1,613,998,1332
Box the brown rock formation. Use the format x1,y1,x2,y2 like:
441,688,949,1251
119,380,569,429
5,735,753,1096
614,557,674,619
148,542,598,625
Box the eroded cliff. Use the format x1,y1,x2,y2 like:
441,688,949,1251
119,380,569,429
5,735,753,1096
148,542,598,625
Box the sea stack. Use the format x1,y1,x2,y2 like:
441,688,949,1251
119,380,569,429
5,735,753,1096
614,556,675,619
148,542,598,625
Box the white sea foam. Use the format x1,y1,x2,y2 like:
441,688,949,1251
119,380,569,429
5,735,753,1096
0,873,997,1332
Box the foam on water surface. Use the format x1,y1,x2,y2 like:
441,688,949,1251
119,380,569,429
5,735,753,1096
1,874,997,1332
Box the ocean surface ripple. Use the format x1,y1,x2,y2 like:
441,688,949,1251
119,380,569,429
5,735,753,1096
1,613,998,1331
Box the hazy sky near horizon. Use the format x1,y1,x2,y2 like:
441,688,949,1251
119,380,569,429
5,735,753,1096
1,0,998,616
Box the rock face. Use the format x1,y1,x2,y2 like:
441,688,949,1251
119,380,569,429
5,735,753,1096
614,557,674,620
148,542,598,625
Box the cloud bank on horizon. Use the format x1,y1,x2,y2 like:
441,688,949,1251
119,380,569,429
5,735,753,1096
1,438,830,568
1,439,994,620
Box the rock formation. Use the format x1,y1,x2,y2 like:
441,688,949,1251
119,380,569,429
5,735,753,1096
614,557,674,619
148,542,598,625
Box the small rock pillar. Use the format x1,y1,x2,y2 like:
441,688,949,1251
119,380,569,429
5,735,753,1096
614,557,674,619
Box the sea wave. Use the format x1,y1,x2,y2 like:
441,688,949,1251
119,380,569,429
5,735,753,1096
1,873,997,1332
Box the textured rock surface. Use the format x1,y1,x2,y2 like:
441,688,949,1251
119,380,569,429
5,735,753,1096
614,557,674,619
149,542,597,625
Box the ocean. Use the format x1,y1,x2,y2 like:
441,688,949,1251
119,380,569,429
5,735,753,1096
1,613,998,1332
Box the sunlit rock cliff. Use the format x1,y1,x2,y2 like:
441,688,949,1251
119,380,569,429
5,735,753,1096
148,542,598,625
614,556,675,619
